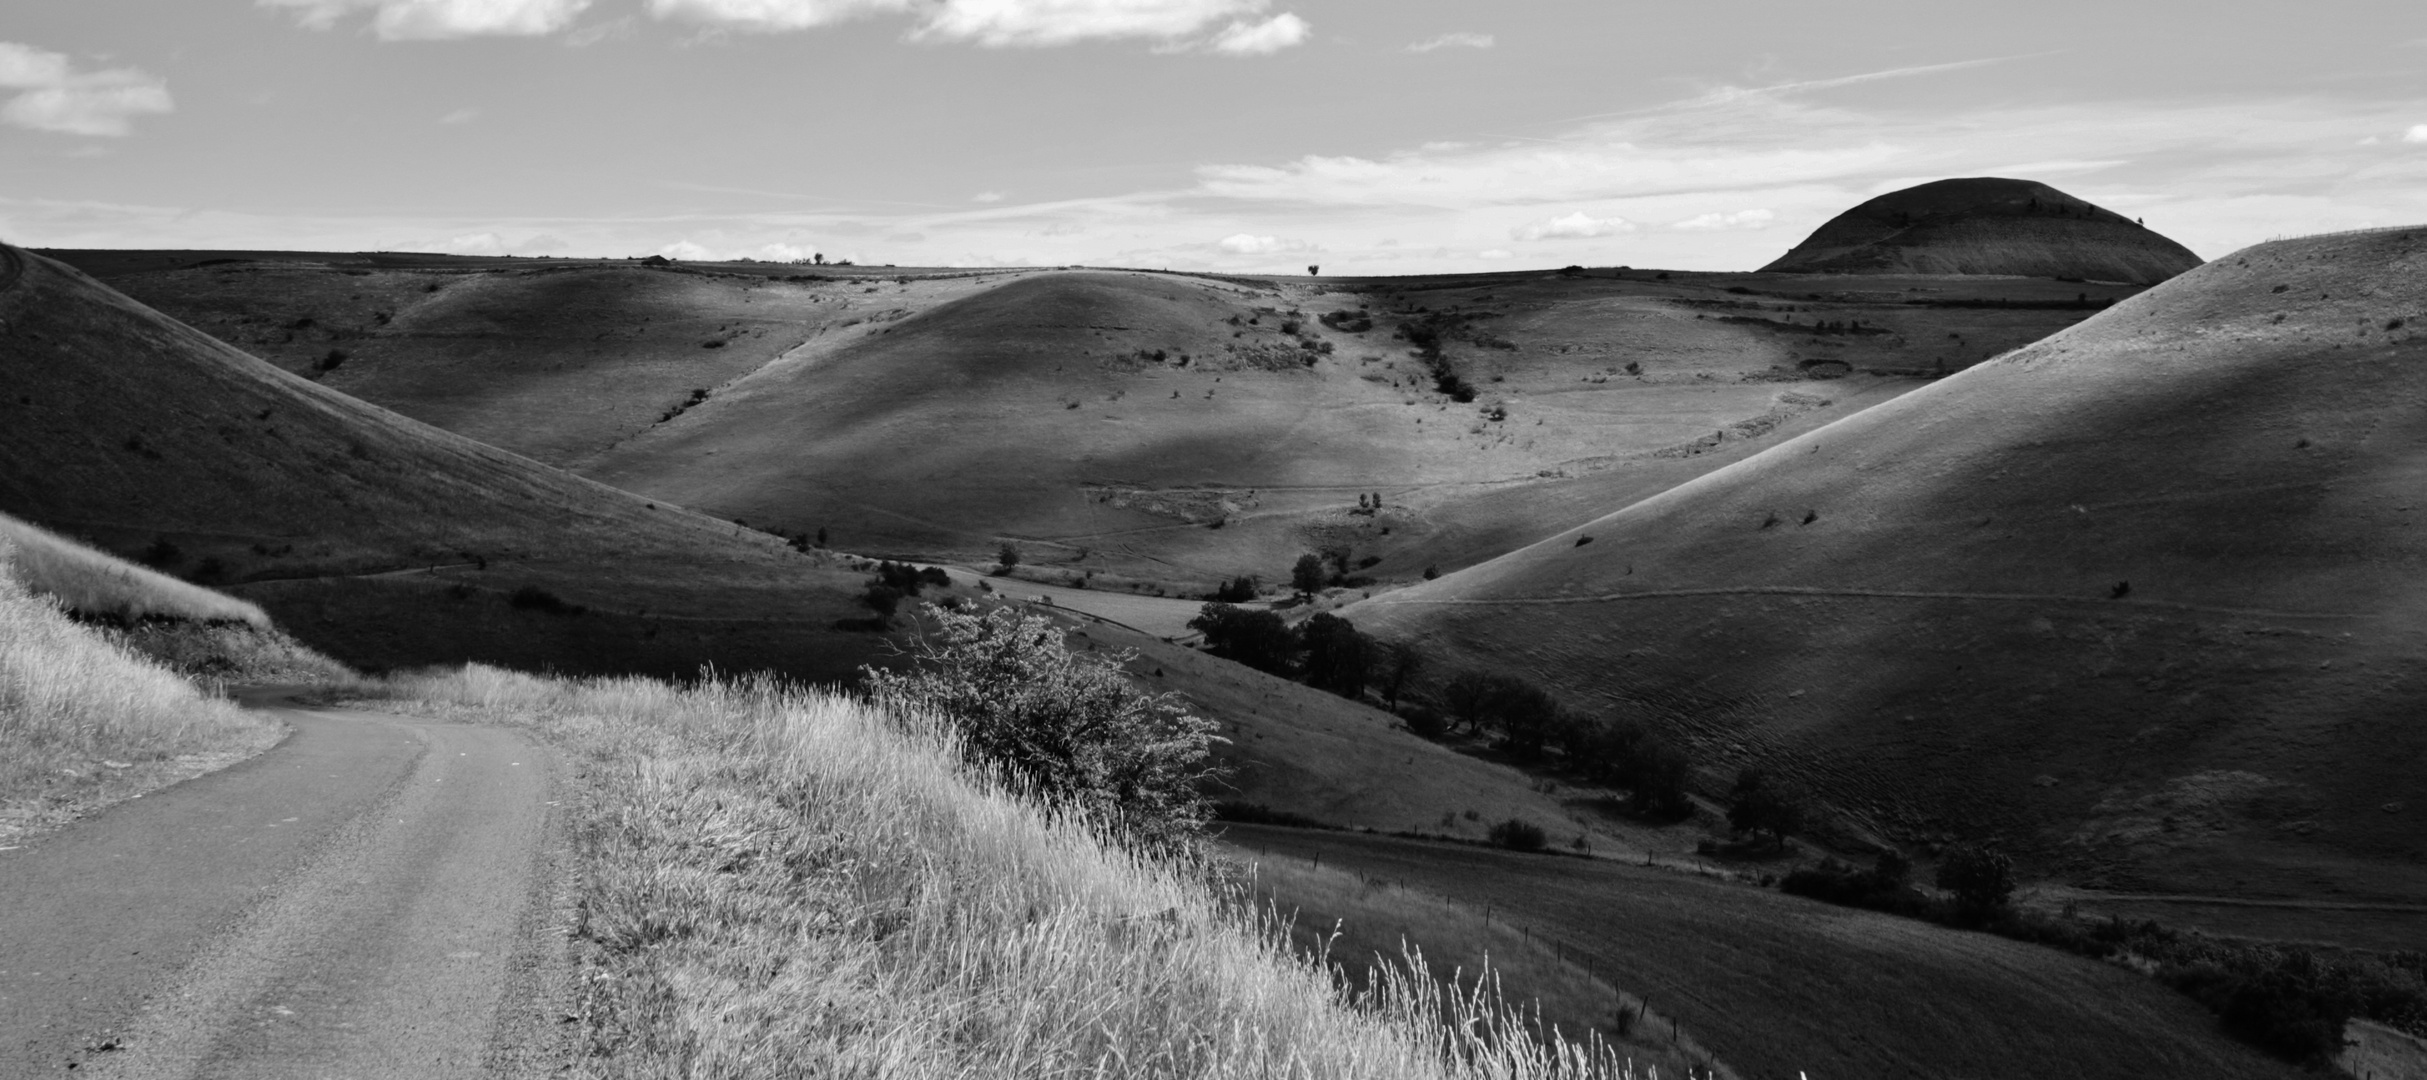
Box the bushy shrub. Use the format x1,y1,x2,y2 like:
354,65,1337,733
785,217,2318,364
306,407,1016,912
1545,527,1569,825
1936,843,2016,922
1209,575,1258,603
1486,818,1547,852
1726,767,1804,849
864,604,1224,855
509,585,584,615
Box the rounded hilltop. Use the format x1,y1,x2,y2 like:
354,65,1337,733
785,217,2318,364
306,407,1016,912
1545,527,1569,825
1762,177,2203,284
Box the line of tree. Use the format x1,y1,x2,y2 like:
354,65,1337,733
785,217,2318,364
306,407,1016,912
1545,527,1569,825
1433,669,1697,819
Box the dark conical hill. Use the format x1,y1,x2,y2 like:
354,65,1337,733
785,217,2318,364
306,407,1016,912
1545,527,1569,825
1352,226,2427,899
1762,177,2203,284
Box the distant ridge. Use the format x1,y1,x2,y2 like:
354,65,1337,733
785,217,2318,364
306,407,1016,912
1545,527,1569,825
1762,177,2203,284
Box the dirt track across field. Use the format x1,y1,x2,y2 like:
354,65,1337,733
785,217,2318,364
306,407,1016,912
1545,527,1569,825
0,692,568,1079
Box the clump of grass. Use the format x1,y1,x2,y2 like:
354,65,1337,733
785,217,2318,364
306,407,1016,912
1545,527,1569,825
0,557,282,842
0,512,267,626
366,664,1632,1079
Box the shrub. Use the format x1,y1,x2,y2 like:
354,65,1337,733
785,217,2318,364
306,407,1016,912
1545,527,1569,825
1209,575,1258,603
861,583,903,619
864,604,1224,855
1486,818,1547,852
1936,843,2016,922
1401,705,1448,739
509,585,583,615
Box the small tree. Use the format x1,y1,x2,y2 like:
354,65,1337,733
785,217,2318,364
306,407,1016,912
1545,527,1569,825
1727,768,1803,850
1439,669,1498,735
1935,843,2016,922
864,604,1225,856
997,541,1021,572
1290,553,1328,597
1299,613,1372,699
1379,640,1423,711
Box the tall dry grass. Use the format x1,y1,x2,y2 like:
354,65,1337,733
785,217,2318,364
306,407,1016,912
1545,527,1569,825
375,663,1641,1079
0,512,267,626
0,558,282,841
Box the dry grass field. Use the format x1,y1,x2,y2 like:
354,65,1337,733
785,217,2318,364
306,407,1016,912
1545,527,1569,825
353,663,1634,1079
1225,824,2291,1080
0,558,283,845
1349,227,2427,910
0,510,268,626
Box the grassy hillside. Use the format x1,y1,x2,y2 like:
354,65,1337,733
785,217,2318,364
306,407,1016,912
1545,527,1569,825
0,243,876,682
68,252,1018,468
0,558,282,844
0,510,267,626
357,663,1627,1079
1762,177,2204,284
1230,825,2292,1080
584,266,2131,590
64,251,2134,593
1349,227,2427,904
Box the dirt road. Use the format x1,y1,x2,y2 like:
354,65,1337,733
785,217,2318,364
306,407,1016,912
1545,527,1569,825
0,694,567,1078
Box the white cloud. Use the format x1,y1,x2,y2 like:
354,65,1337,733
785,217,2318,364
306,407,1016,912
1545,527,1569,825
1218,233,1282,253
438,231,509,254
439,106,480,124
0,42,173,137
1671,208,1775,230
1206,13,1309,55
261,0,594,39
647,0,909,32
973,190,1006,203
658,239,717,260
1408,31,1491,53
1477,249,1513,259
922,0,1272,47
1511,211,1633,240
2405,124,2427,144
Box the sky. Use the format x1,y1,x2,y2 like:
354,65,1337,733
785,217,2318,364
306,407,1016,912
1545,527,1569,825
3,0,2425,273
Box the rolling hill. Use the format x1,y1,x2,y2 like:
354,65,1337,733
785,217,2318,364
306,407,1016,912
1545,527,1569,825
0,242,879,682
1349,227,2427,902
1761,177,2203,285
60,251,2139,593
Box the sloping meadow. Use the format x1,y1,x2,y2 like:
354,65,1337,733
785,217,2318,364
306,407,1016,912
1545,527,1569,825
368,664,1633,1079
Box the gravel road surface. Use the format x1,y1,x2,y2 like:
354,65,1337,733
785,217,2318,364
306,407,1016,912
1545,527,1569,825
0,693,568,1078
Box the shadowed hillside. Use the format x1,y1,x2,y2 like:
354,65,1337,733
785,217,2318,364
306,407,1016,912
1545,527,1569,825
1351,228,2427,902
1762,177,2203,285
0,243,878,681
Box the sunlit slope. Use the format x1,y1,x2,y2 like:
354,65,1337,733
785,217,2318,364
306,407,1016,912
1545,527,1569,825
0,244,872,679
1762,177,2203,285
1353,229,2427,896
78,255,1004,468
587,268,2106,585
